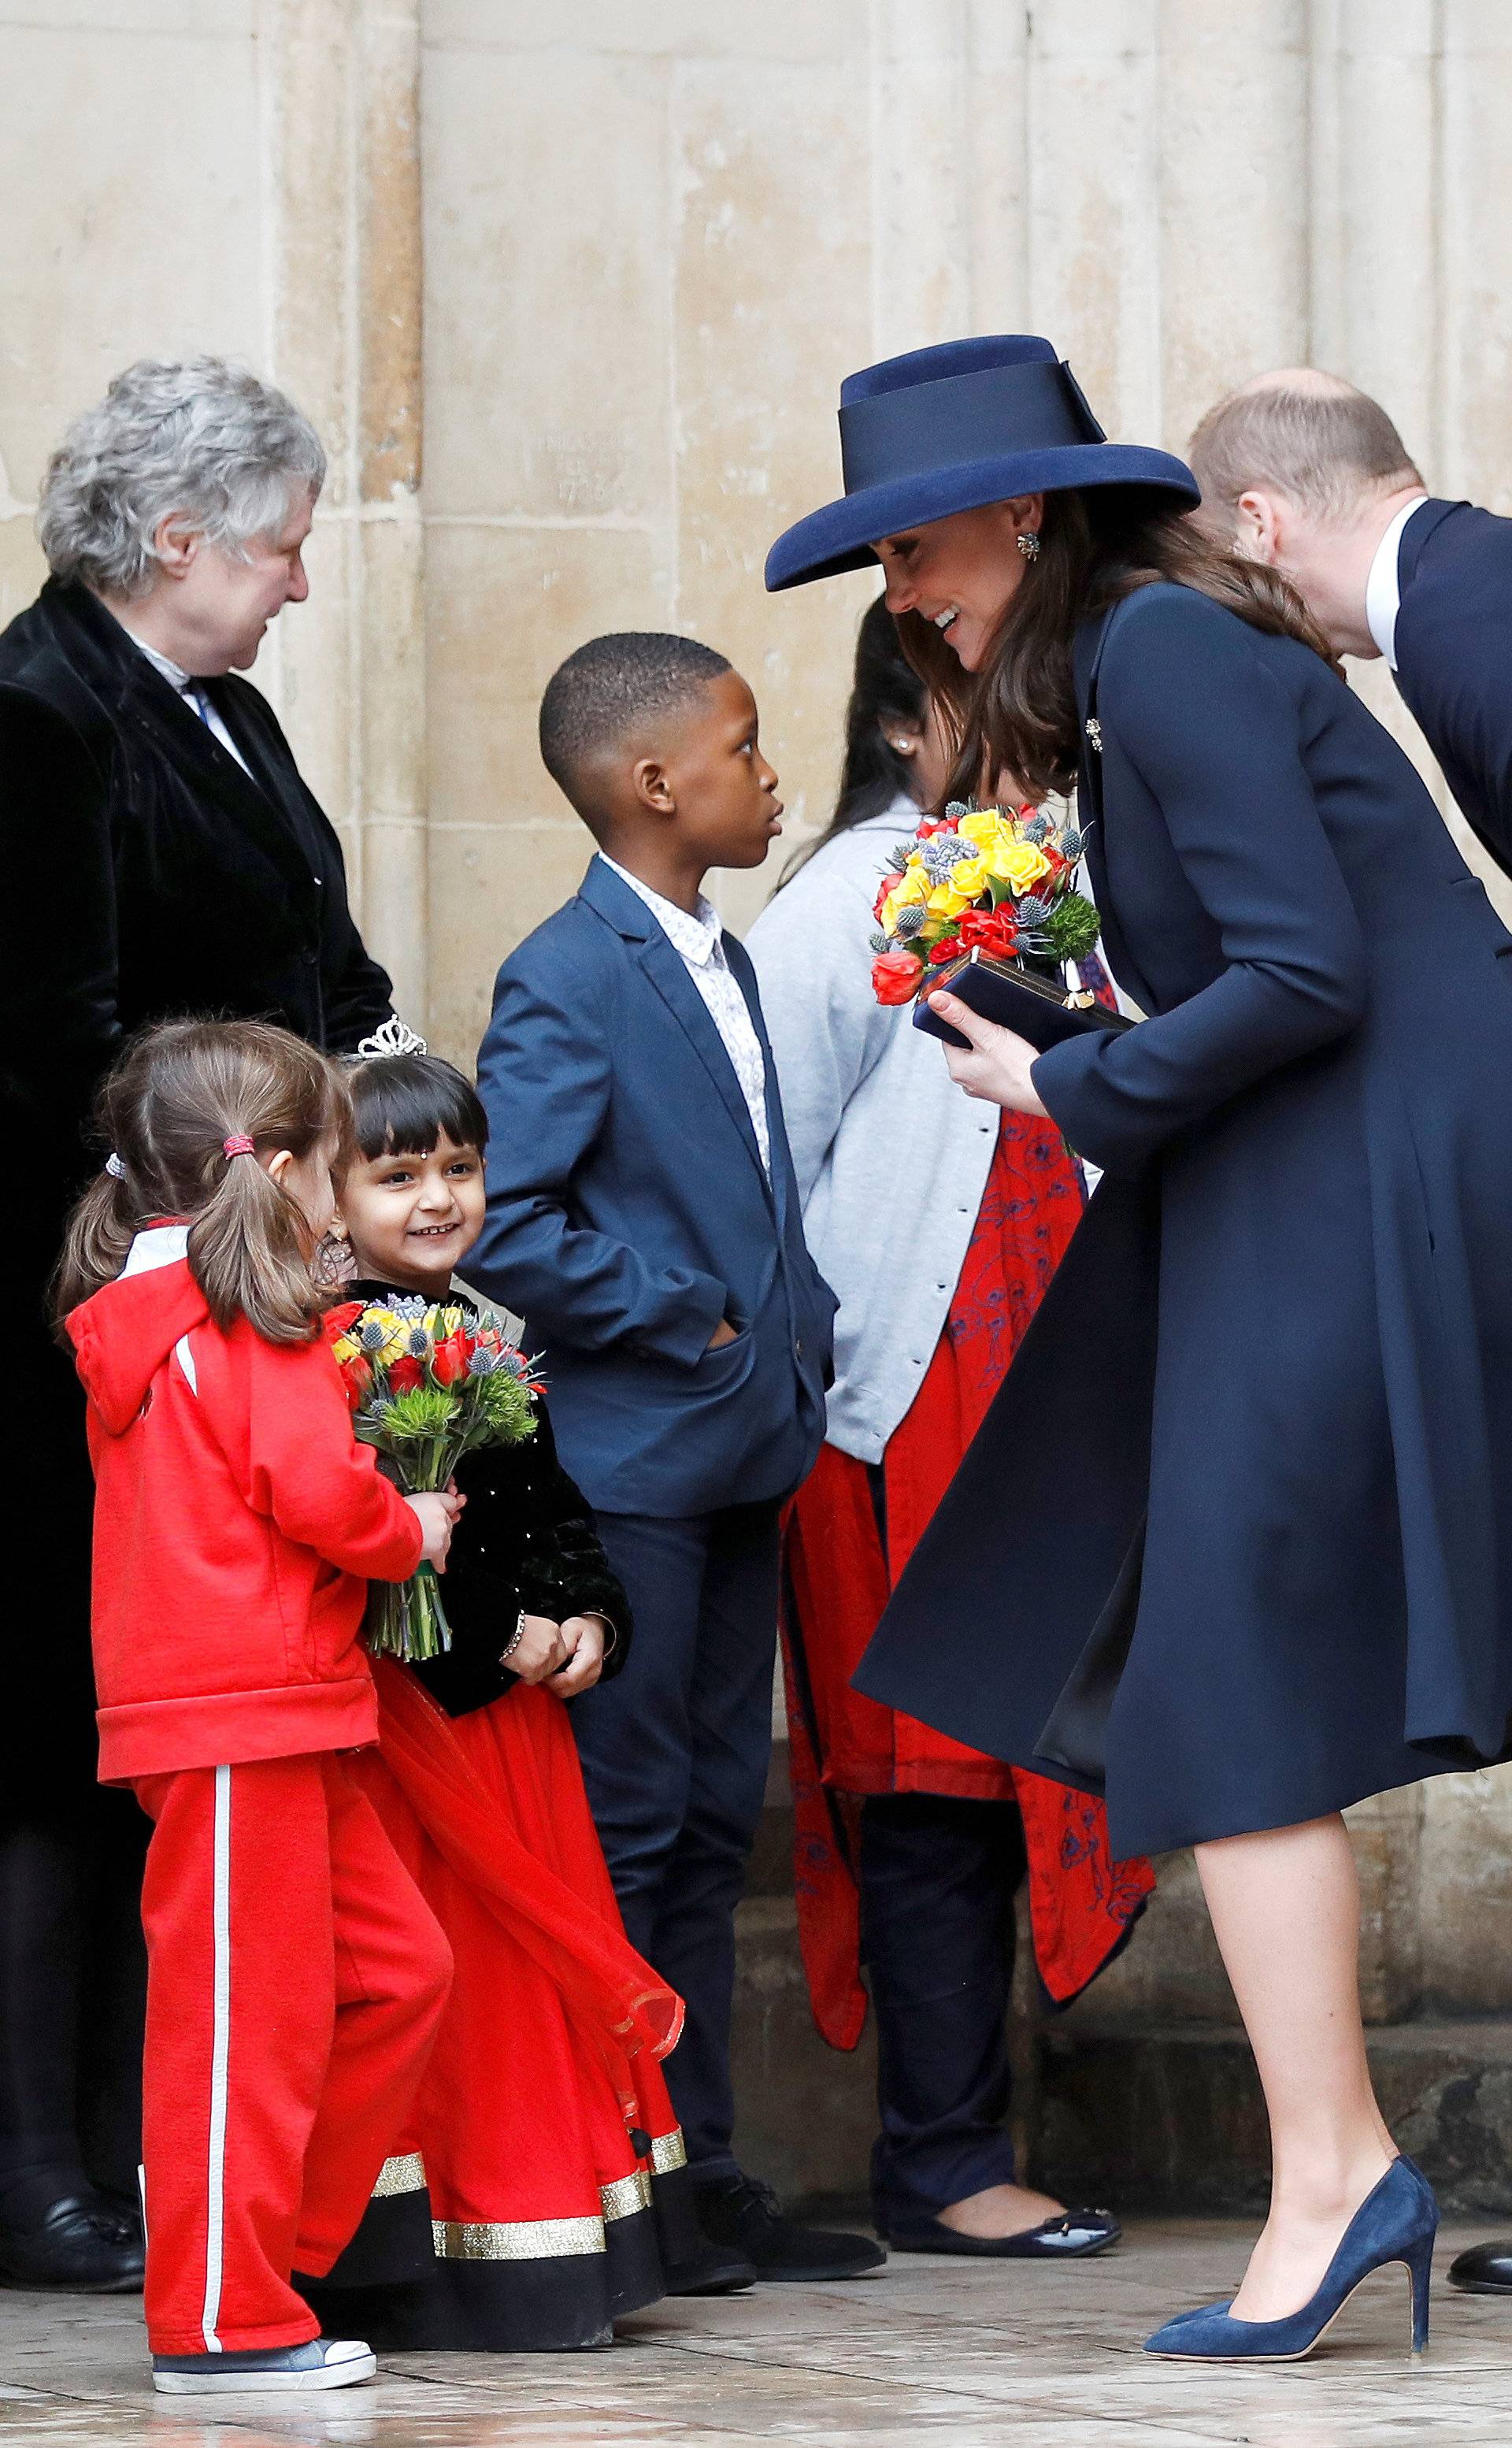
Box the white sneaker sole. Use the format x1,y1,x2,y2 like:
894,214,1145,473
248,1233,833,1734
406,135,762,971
153,2351,377,2394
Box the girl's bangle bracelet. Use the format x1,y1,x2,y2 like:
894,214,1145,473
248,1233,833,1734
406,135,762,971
500,1611,526,1665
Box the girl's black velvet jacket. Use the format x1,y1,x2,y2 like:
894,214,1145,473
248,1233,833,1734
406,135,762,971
350,1284,632,1716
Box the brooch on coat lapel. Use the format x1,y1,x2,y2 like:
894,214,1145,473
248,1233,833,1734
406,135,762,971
1085,718,1102,753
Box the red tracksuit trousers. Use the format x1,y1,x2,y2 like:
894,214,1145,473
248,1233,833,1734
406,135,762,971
133,1751,453,2357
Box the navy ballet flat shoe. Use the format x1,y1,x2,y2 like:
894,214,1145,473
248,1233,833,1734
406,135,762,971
881,2207,1119,2260
1143,2156,1437,2363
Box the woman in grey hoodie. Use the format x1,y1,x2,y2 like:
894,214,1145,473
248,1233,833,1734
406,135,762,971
747,599,1143,2261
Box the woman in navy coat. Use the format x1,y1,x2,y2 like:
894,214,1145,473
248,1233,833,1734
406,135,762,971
765,336,1508,2361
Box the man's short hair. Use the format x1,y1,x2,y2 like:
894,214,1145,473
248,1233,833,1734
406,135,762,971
1189,370,1422,528
539,631,732,825
36,356,326,596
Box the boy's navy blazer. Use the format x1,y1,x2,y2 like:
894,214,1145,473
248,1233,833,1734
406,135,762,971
1392,496,1512,878
470,855,836,1517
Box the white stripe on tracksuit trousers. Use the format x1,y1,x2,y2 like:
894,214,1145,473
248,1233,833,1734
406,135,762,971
201,1763,232,2352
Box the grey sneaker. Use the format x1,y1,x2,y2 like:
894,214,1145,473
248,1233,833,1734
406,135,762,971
152,2337,377,2394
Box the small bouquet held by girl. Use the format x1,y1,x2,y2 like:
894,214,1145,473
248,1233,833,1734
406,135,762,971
324,1296,543,1662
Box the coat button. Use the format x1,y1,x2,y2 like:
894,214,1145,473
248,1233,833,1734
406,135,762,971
795,1337,803,1359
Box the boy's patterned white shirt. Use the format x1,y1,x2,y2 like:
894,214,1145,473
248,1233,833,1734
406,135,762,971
597,853,771,1173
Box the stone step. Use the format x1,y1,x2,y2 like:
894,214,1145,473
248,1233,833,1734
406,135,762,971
1037,2018,1512,2218
729,1895,876,2214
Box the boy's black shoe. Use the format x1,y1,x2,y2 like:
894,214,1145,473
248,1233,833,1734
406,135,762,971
664,2236,758,2297
693,2172,885,2283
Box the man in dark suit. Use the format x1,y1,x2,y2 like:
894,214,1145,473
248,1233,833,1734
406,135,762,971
0,357,393,2291
1188,366,1512,881
471,632,880,2288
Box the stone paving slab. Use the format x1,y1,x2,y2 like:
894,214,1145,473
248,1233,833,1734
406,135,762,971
2,2222,1511,2446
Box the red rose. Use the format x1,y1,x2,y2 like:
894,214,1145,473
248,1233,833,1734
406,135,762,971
928,934,965,964
958,907,1020,959
386,1353,424,1394
322,1300,365,1344
871,950,924,1006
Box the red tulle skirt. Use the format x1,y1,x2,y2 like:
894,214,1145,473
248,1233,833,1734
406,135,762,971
334,1661,696,2350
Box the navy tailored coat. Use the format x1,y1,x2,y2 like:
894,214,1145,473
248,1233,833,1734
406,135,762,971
469,855,836,1519
856,581,1512,1859
1392,496,1512,881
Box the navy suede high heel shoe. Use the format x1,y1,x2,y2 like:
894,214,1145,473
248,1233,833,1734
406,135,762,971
1143,2157,1437,2363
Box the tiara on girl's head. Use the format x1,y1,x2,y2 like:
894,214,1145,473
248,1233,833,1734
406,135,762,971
354,1016,428,1061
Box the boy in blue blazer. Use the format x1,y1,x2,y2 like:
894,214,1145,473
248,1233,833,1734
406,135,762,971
469,633,879,2287
1189,367,1512,883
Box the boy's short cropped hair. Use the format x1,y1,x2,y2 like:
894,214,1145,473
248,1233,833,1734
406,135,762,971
539,631,731,825
346,1051,489,1163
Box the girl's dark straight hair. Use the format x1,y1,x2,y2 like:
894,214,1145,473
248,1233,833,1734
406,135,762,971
894,488,1340,808
344,1052,489,1163
55,1018,353,1345
777,594,941,885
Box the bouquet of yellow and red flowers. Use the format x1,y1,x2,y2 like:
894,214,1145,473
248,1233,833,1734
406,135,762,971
323,1296,543,1661
869,801,1102,1007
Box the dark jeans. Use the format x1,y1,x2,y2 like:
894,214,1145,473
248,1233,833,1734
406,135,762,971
860,1791,1026,2228
0,1793,149,2225
573,1502,780,2179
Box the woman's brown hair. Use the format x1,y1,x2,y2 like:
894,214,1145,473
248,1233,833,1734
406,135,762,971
896,488,1340,809
55,1018,354,1345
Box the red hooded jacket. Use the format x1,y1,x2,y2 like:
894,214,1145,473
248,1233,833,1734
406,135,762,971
67,1228,424,1782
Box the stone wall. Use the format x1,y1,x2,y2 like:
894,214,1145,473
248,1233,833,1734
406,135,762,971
6,0,1512,2203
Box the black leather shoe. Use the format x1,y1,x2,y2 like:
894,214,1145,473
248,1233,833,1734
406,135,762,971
0,2191,146,2293
694,2173,885,2283
663,2238,758,2296
1448,2237,1512,2293
880,2206,1120,2259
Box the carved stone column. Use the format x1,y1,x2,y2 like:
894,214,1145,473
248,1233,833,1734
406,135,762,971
258,0,428,1029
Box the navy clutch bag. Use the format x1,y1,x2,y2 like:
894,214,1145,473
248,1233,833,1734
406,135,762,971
912,949,1137,1055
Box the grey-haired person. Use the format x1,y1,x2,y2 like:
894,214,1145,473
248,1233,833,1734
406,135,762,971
0,357,393,2294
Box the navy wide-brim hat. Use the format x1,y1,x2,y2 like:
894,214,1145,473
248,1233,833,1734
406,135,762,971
765,333,1199,592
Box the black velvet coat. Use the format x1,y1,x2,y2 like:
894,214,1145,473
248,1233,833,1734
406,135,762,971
348,1284,632,1716
2,580,393,1797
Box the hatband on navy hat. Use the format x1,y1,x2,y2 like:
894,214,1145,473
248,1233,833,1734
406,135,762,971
765,335,1199,592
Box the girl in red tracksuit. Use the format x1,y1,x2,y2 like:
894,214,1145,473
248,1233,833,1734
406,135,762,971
57,1018,458,2399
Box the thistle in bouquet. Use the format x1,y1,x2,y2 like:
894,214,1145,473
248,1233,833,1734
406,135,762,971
324,1296,543,1662
869,799,1104,1008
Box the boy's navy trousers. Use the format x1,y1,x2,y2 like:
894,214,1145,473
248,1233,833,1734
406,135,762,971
572,1501,780,2179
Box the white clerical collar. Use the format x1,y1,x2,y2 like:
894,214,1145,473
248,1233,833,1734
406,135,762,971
598,853,722,966
1364,495,1429,670
120,628,194,693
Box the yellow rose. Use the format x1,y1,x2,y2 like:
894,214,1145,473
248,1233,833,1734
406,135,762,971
995,842,1054,893
331,1333,361,1366
958,809,1007,848
927,881,973,918
947,854,990,899
880,870,930,931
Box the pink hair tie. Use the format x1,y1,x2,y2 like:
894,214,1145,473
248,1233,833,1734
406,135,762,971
223,1135,256,1159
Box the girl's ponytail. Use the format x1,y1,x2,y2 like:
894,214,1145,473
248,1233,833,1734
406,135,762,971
54,1018,353,1345
54,1161,137,1326
187,1127,329,1343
